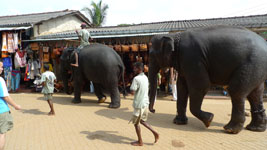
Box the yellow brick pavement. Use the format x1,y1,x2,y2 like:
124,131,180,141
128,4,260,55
3,93,267,150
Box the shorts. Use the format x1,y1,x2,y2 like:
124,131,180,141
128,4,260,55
129,107,149,125
0,111,13,134
44,94,53,100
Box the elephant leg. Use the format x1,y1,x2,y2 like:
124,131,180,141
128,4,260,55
72,67,84,103
184,66,213,127
223,64,257,133
224,63,267,133
93,83,106,103
173,76,189,125
246,82,267,132
189,88,213,128
223,94,246,134
108,85,121,109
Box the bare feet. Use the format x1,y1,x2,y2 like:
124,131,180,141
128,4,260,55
154,132,159,143
48,112,55,116
71,64,79,67
131,141,143,146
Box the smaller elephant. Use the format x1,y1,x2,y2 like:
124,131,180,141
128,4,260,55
148,26,267,134
60,43,125,108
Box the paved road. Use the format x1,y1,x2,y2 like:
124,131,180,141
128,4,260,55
4,93,267,150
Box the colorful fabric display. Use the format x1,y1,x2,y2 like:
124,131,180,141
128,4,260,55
7,33,15,53
1,32,9,58
11,69,20,92
3,57,12,68
13,33,19,50
1,32,7,51
14,51,27,68
4,67,12,91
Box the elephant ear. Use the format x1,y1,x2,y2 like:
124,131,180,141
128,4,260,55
160,36,174,66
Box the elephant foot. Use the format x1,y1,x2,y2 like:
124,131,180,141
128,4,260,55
223,121,244,134
246,123,266,132
98,96,107,103
245,113,267,132
108,103,120,109
201,112,214,128
173,115,188,125
72,99,81,104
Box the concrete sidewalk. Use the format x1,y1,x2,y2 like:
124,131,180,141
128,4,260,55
4,93,267,150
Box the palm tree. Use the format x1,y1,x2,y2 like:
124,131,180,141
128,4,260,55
82,0,109,27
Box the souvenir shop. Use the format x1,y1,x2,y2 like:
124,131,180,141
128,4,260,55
28,36,151,93
98,36,151,92
0,31,44,92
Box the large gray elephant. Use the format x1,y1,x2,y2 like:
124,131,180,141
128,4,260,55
148,26,267,134
60,43,125,108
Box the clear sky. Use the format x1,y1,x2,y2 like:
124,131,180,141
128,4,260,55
0,0,267,26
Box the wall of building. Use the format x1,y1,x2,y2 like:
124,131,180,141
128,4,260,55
33,15,83,37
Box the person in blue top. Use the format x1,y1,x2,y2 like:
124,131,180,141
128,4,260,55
0,60,21,150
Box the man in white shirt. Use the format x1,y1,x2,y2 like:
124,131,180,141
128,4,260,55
129,62,159,146
71,23,92,67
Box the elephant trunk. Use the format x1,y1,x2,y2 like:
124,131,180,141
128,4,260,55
148,59,160,113
60,62,70,94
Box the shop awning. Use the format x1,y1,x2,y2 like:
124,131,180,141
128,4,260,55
0,26,32,31
22,32,169,42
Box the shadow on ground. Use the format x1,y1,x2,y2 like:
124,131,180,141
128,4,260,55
81,131,129,144
37,95,110,108
21,109,47,115
80,130,153,145
94,107,226,134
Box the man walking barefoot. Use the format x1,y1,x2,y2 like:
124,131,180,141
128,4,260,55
129,62,159,146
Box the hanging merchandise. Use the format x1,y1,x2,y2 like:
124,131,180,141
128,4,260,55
130,43,139,52
24,64,30,81
11,69,21,92
14,50,27,68
114,42,121,52
27,58,40,80
1,32,9,58
30,43,39,50
7,33,15,53
121,42,130,52
43,46,49,53
3,57,12,68
13,33,19,51
43,53,50,62
1,32,7,51
3,57,13,91
3,67,12,91
139,43,148,51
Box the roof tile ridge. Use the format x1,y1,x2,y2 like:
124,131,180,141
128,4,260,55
0,9,77,18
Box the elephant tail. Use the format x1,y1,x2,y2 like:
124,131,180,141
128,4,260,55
119,65,127,98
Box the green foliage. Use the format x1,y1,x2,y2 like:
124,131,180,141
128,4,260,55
82,0,109,27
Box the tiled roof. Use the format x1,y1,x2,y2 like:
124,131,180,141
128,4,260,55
33,13,267,40
0,9,89,27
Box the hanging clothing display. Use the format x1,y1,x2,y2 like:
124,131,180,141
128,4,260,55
1,32,7,51
27,59,40,80
13,33,19,50
4,67,12,91
14,50,27,68
1,32,8,58
11,69,21,92
7,33,15,53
